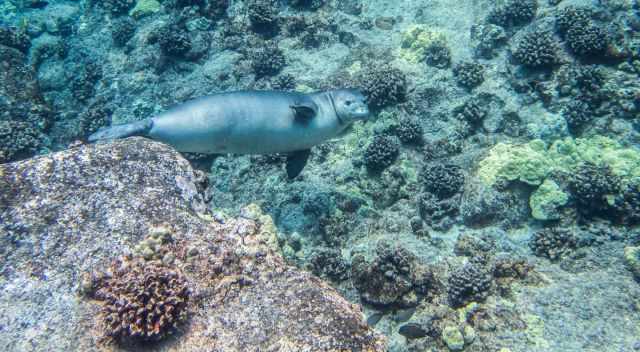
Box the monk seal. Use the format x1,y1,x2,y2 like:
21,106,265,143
89,89,370,178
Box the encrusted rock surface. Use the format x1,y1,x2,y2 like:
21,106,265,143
0,137,386,352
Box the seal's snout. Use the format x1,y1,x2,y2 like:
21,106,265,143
332,88,371,123
352,104,370,120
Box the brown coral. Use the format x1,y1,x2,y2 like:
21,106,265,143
90,257,190,344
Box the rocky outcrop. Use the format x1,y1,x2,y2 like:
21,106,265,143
0,137,386,351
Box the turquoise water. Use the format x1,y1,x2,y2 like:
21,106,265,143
1,0,640,351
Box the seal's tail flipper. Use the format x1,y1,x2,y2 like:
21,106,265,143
88,119,153,142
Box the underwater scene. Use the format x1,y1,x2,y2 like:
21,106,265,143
1,0,640,351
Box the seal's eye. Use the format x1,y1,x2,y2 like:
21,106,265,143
345,100,352,106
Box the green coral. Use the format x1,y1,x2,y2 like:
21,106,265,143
399,24,447,63
134,225,172,260
129,0,161,18
478,136,640,187
477,139,550,186
477,135,640,220
529,179,569,220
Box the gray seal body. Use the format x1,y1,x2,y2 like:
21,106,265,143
89,89,370,177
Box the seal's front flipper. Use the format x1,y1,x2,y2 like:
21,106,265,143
286,149,311,178
291,98,318,121
88,119,153,142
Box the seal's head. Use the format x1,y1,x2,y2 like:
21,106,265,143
330,89,370,124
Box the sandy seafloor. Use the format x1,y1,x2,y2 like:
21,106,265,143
1,0,640,351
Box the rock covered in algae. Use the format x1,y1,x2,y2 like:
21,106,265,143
0,137,386,351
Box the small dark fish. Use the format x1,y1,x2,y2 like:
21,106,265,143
366,312,384,327
394,307,417,323
398,323,429,339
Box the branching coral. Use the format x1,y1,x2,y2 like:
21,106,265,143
248,0,280,34
250,42,286,78
0,120,43,163
513,30,561,67
421,163,465,199
157,25,192,57
454,62,485,89
529,227,577,260
448,261,492,307
359,64,407,109
569,162,620,217
364,134,400,172
555,6,609,58
90,257,190,344
488,0,538,28
394,117,423,145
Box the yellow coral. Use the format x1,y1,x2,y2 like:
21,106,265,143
399,25,447,64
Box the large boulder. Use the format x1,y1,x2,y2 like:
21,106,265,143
0,137,386,351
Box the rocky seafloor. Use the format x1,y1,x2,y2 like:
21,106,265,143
1,0,640,351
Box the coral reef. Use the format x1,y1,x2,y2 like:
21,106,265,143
359,64,407,109
418,192,460,231
0,45,52,163
488,0,538,28
288,0,325,10
399,25,449,68
472,24,507,58
569,162,620,217
529,227,577,260
156,25,192,57
0,138,386,351
562,100,592,134
250,42,286,78
248,0,280,34
529,179,568,221
454,61,485,89
71,62,102,102
447,261,492,307
476,136,640,187
454,97,487,131
394,117,423,144
614,182,640,225
96,0,136,15
78,101,112,136
90,257,190,344
555,6,609,58
0,120,43,163
0,26,30,53
364,134,400,172
111,17,136,47
4,0,640,350
556,7,593,36
513,30,560,68
351,241,430,307
308,248,350,282
566,24,609,58
421,163,465,199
